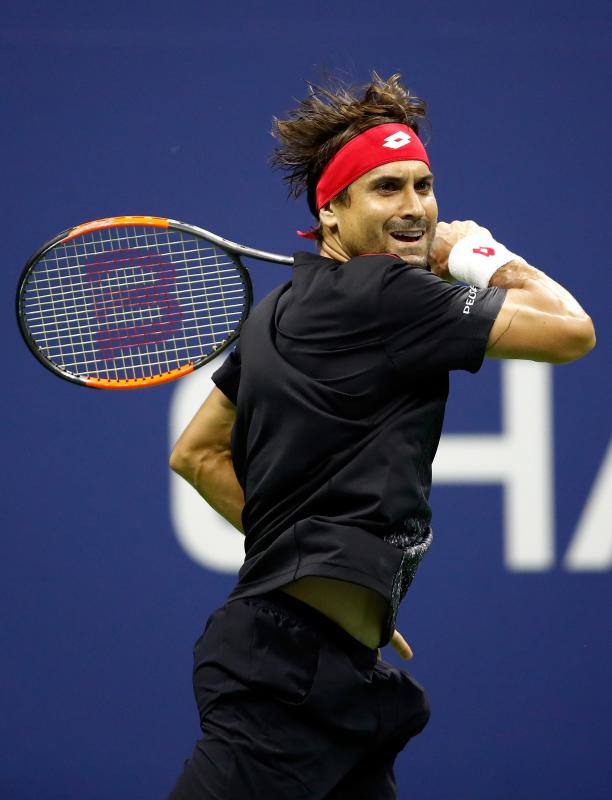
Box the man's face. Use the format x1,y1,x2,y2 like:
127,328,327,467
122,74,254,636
320,160,438,266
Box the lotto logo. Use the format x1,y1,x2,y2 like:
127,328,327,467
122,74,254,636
382,131,412,149
473,246,496,257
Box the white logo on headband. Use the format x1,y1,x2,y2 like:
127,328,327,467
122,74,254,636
382,131,412,149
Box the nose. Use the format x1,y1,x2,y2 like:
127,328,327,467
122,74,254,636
398,184,425,221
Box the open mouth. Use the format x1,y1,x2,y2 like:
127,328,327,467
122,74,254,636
389,231,425,243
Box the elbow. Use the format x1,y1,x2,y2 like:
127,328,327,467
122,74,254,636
169,445,225,483
552,317,596,364
582,317,597,355
169,446,185,474
169,445,197,479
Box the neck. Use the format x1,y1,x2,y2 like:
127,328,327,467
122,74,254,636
319,232,350,263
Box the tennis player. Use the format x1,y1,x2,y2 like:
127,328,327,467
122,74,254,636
168,73,595,799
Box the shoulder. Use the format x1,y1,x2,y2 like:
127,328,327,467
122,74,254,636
249,281,291,317
293,251,406,292
293,250,402,273
381,260,458,295
346,253,406,282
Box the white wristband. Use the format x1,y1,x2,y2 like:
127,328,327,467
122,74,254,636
448,232,524,288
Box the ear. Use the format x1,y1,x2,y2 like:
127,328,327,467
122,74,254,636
318,201,339,232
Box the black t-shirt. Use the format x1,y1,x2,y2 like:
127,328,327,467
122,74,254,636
212,251,506,644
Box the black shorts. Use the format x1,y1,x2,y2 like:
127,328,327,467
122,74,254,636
169,591,430,799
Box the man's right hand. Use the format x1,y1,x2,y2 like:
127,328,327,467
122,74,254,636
428,220,492,281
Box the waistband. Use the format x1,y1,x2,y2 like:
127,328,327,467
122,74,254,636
234,590,378,668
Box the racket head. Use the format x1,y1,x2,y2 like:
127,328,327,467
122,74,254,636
16,216,253,389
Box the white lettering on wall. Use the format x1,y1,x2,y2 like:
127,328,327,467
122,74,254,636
564,439,612,570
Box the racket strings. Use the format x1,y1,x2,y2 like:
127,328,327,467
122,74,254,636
21,225,247,382
24,280,245,320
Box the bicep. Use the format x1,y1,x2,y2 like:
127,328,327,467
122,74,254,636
486,288,588,363
170,386,236,467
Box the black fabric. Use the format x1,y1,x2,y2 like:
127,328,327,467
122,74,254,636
380,260,505,374
168,591,430,800
212,252,506,644
211,342,241,405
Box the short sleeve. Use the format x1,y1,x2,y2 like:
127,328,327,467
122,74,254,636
380,261,506,374
211,342,241,405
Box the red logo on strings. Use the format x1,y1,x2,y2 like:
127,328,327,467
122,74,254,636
86,250,182,361
472,246,496,257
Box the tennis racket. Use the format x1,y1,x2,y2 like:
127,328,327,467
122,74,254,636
16,215,294,389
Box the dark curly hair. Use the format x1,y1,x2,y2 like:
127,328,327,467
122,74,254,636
271,72,429,240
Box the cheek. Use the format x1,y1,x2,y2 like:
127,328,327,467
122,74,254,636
337,202,386,246
427,196,439,221
359,220,385,246
344,215,372,242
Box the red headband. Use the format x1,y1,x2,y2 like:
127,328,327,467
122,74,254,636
297,123,430,239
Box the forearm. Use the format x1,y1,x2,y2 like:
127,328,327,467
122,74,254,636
489,259,592,321
486,260,596,362
431,221,596,363
169,385,245,532
173,451,245,534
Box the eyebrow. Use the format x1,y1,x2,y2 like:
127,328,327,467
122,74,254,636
369,172,435,185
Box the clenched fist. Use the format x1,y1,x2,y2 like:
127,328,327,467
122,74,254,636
428,220,492,281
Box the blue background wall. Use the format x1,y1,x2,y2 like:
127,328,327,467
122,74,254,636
2,1,611,797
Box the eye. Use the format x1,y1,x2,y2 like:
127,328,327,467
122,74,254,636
416,179,433,192
377,181,400,193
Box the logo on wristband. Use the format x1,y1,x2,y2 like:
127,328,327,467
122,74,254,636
473,246,496,257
